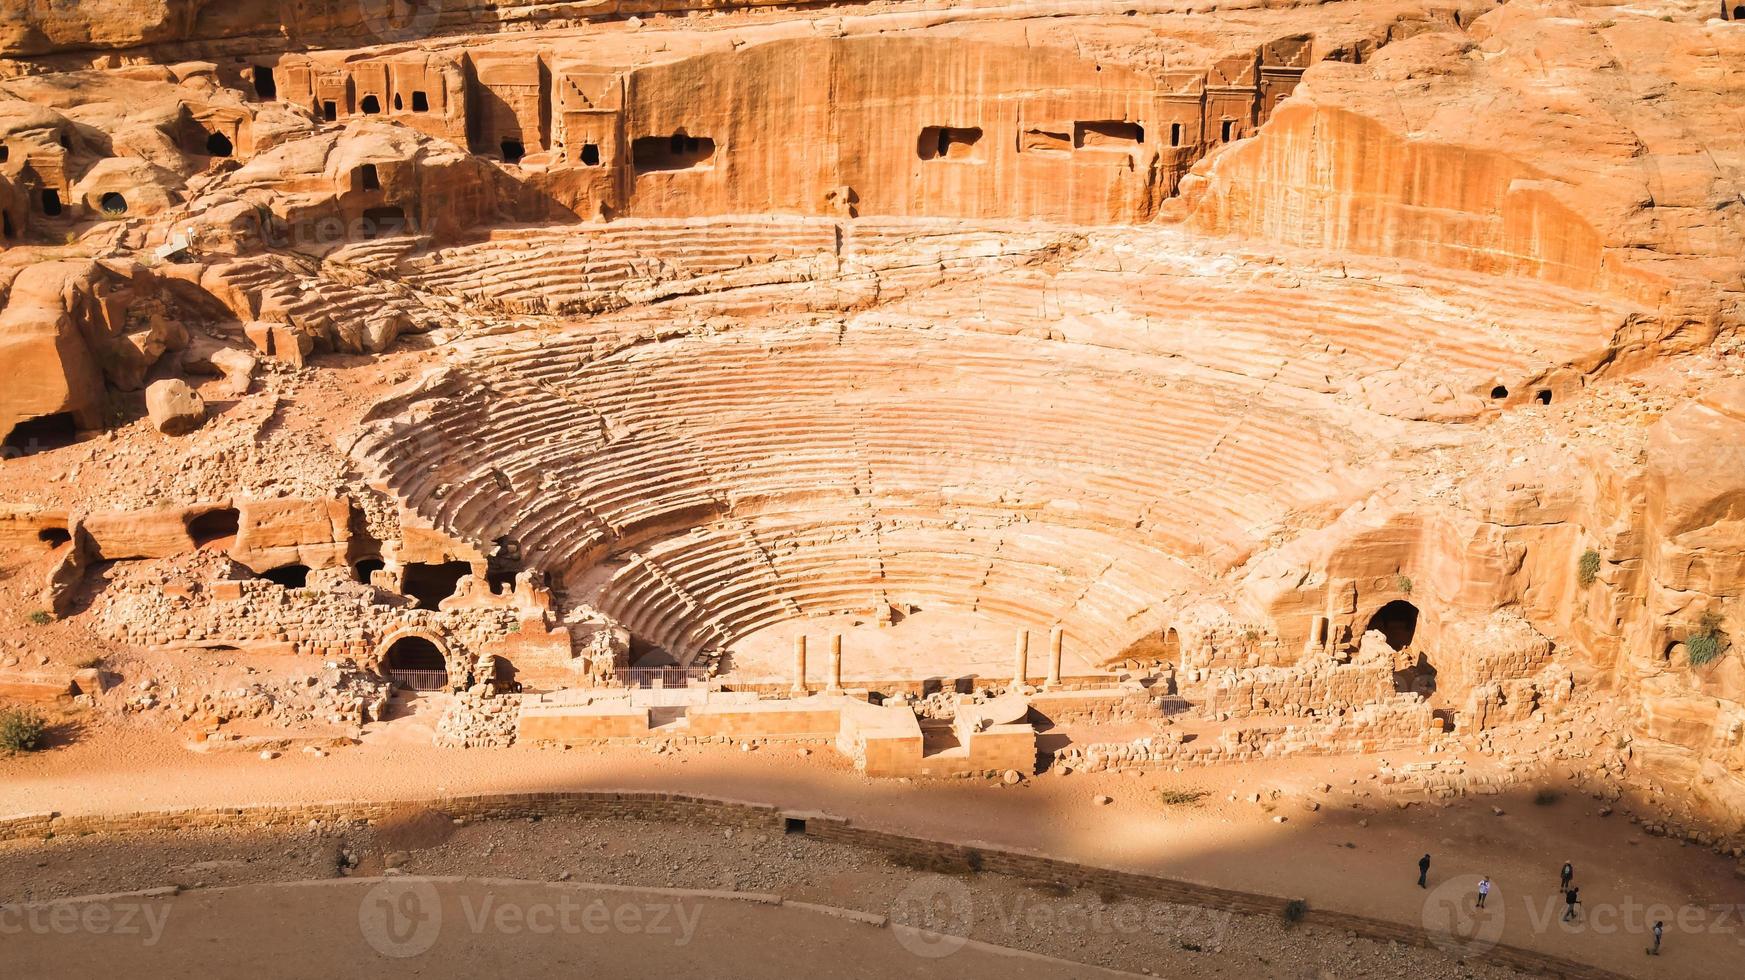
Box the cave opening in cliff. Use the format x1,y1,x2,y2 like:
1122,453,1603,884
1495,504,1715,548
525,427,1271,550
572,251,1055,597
353,557,385,583
393,94,403,111
1170,123,1183,147
37,527,71,548
261,564,311,589
1535,389,1552,405
2,212,13,239
383,635,449,690
99,193,126,215
918,126,982,161
500,139,525,164
1490,385,1509,399
186,507,240,548
360,95,382,115
356,164,380,192
1366,599,1419,650
2,413,78,457
1074,120,1144,149
1220,119,1236,142
411,91,429,112
0,145,8,163
252,65,276,100
402,560,471,609
205,131,232,156
361,206,406,238
40,189,61,216
633,133,714,172
1736,4,1744,18
580,143,601,166
1161,627,1181,661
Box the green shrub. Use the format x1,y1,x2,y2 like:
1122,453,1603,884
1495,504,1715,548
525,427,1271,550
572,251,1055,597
1282,899,1308,927
26,610,52,626
1396,574,1414,595
1159,788,1210,806
1577,549,1602,587
0,708,48,754
1687,611,1726,667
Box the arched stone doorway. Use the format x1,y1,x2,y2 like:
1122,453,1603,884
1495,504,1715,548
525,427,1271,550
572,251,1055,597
1365,599,1419,651
378,630,452,691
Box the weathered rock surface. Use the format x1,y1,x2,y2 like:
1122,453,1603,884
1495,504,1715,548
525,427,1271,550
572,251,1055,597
145,379,206,434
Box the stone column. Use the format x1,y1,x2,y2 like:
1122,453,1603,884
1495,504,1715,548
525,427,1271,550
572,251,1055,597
1012,629,1029,687
792,635,808,695
1047,627,1064,687
827,633,844,694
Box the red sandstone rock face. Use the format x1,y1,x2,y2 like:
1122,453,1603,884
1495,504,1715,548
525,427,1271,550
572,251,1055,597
0,0,1740,821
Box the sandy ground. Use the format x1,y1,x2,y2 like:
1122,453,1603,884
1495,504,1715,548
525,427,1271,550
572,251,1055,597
2,710,1742,979
0,816,1530,980
2,879,1148,980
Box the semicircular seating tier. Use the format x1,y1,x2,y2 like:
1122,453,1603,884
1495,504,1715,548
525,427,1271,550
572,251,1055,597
353,221,1637,664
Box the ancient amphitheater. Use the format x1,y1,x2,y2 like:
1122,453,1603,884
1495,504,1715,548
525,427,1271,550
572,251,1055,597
0,0,1742,976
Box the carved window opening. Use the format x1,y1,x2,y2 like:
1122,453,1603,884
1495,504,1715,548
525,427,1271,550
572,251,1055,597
206,131,233,156
360,206,407,239
1170,123,1183,147
360,95,382,114
580,143,601,167
40,189,61,216
633,133,715,172
1073,120,1144,149
917,126,982,161
1220,119,1236,142
500,139,526,164
253,66,277,100
356,164,380,192
262,564,311,589
186,507,240,548
411,91,429,112
402,560,471,609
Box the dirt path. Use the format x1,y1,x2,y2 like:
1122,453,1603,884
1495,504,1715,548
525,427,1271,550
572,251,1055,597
2,724,1742,979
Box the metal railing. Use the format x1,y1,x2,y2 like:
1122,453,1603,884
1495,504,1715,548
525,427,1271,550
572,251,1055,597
388,669,451,692
623,667,712,689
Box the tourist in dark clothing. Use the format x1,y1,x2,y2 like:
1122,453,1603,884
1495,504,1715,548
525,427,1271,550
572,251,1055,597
1418,853,1431,888
1560,861,1574,890
1563,886,1580,921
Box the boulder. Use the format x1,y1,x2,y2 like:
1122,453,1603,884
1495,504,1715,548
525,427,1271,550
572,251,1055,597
145,378,205,434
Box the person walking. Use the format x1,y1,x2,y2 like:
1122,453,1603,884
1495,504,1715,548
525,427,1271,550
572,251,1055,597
1647,920,1664,955
1560,861,1574,891
1476,876,1491,909
1418,853,1431,888
1563,885,1581,922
